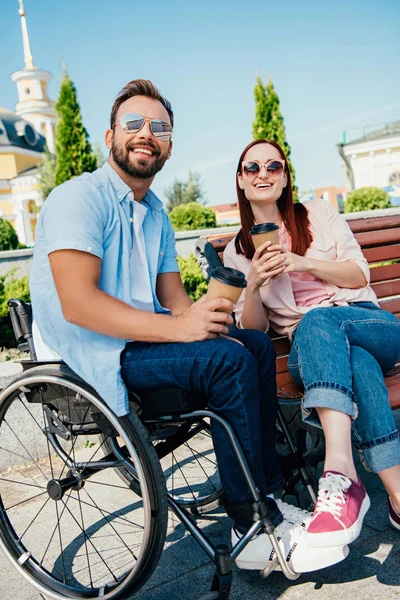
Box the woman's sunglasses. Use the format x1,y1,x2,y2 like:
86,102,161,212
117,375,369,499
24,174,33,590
116,113,173,141
242,159,285,177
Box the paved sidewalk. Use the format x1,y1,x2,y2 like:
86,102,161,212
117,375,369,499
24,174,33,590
0,363,399,600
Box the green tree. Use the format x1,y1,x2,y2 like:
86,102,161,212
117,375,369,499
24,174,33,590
169,202,216,231
37,147,57,202
0,269,30,348
165,170,205,213
93,143,106,168
344,187,391,213
0,219,19,251
55,73,97,186
252,77,297,199
177,254,208,301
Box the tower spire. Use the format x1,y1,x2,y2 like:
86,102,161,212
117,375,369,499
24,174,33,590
17,0,34,69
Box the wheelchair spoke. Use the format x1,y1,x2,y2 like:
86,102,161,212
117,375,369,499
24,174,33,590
67,491,145,530
19,496,52,541
76,489,94,589
55,494,67,584
40,491,72,567
84,489,137,560
0,477,46,491
3,418,49,480
59,497,119,583
5,490,47,511
185,443,218,492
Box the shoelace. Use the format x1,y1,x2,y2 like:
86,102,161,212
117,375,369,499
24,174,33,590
314,473,352,518
275,518,305,542
275,499,312,525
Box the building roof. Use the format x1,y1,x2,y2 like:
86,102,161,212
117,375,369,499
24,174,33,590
342,120,400,146
210,202,239,212
0,107,46,153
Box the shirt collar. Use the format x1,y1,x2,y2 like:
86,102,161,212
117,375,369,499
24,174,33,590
102,162,163,212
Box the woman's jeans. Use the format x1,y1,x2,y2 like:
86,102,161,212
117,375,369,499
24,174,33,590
120,329,283,526
288,302,400,473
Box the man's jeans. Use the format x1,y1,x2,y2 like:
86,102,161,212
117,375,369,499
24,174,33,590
288,302,400,473
120,329,283,524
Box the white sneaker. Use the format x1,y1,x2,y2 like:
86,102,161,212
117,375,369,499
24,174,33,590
232,519,349,573
275,499,313,528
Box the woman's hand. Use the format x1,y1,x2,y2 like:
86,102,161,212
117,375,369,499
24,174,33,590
247,241,287,291
268,245,310,274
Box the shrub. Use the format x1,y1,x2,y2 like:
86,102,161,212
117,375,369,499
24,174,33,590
344,187,391,213
169,202,216,231
0,218,19,251
0,269,30,348
177,254,208,302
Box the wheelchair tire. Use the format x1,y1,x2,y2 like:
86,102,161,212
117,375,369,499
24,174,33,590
0,366,168,600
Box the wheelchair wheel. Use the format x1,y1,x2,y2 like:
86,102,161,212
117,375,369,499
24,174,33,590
102,412,223,515
154,420,223,514
0,365,167,600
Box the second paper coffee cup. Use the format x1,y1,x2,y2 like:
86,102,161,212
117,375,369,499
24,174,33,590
250,222,280,256
207,266,247,312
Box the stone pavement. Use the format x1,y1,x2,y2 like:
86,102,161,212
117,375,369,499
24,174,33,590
0,362,399,600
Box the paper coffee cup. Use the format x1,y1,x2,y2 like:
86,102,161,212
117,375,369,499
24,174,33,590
207,266,247,313
250,222,280,256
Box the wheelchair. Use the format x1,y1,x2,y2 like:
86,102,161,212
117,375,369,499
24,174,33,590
0,298,318,600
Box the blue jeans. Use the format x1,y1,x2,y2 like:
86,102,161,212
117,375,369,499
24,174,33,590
288,302,400,473
120,329,283,526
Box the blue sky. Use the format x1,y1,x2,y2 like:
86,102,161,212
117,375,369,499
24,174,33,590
1,0,399,206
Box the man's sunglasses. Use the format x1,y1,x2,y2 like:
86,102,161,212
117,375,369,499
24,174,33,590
242,159,285,177
116,114,173,141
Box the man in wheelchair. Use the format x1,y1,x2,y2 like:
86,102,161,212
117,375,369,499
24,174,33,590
28,79,348,582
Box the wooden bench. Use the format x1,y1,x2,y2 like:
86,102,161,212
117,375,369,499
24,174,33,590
195,211,400,410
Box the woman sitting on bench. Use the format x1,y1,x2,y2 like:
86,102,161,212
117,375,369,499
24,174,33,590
224,138,400,547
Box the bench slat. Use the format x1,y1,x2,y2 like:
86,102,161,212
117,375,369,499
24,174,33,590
379,297,400,313
363,244,400,263
369,263,400,283
355,228,400,248
349,215,400,233
371,279,400,299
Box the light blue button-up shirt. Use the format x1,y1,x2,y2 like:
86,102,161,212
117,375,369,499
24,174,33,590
30,162,179,416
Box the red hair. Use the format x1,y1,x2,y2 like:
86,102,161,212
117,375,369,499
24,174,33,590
235,139,313,259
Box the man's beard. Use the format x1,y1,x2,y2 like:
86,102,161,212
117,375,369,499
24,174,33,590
111,140,168,179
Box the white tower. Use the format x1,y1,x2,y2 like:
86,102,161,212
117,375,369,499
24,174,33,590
10,0,56,152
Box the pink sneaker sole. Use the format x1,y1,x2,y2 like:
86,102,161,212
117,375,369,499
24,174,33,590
307,494,370,547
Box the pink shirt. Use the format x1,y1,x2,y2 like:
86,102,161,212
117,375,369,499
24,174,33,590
223,199,378,340
279,226,330,307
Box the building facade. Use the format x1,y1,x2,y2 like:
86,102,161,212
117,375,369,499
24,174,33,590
338,121,400,206
0,0,55,245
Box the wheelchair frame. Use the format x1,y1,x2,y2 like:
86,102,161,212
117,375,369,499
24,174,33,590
0,298,318,599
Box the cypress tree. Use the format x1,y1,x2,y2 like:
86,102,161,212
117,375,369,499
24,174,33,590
252,77,297,199
55,73,97,186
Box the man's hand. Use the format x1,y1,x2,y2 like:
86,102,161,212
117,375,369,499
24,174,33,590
174,296,234,342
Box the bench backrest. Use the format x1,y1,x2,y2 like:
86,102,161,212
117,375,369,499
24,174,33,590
195,211,400,405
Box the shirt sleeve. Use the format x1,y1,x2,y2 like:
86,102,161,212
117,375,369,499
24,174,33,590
158,215,180,273
323,201,370,285
224,241,270,332
41,180,105,259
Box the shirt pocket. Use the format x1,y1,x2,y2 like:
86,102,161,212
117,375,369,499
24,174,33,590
306,235,337,261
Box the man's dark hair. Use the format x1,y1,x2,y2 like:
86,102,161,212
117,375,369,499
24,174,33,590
110,79,174,129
